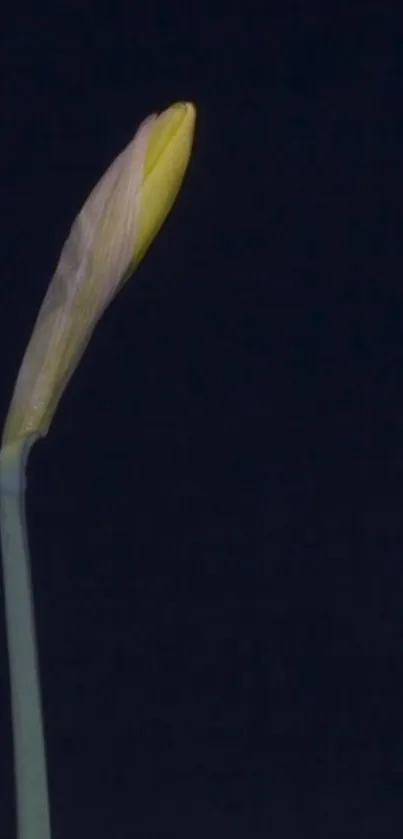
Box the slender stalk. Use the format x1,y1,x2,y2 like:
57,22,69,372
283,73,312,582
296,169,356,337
0,435,51,839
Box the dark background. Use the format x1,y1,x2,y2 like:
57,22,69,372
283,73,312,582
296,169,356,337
1,3,403,837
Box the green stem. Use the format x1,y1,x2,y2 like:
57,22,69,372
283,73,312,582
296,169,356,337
0,436,51,839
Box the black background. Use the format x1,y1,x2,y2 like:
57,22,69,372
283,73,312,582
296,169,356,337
1,3,403,837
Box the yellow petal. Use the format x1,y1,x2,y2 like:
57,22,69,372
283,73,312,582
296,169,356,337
129,101,196,273
2,102,196,445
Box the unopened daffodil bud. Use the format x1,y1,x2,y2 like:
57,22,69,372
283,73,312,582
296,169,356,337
2,102,196,445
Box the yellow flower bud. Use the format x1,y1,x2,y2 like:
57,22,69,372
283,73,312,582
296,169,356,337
2,102,196,445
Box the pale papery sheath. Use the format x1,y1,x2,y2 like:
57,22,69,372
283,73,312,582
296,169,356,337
5,113,156,439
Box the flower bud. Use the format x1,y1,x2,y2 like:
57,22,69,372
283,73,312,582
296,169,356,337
2,102,196,444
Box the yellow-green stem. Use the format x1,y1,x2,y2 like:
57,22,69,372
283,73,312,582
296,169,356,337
0,435,51,839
